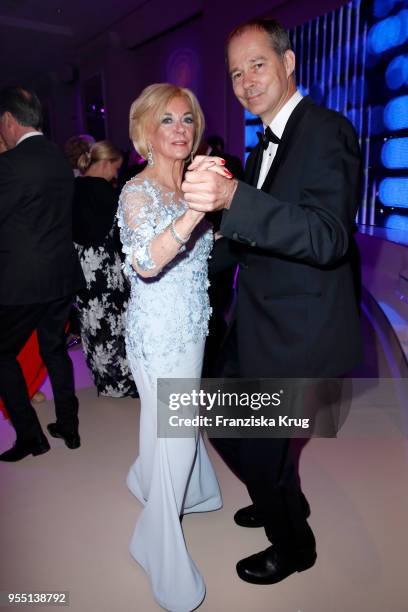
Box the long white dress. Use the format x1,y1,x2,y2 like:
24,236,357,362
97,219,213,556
117,177,222,611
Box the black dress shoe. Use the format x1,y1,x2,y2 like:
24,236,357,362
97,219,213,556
236,545,316,585
0,434,50,462
234,495,311,528
234,504,266,528
47,423,80,449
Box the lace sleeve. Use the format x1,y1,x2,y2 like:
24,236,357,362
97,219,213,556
117,181,157,273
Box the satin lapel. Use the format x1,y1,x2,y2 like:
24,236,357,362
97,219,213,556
260,96,314,193
245,141,264,186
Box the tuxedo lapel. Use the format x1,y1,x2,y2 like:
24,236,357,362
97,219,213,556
260,96,314,193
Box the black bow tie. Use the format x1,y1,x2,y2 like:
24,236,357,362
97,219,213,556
257,126,281,150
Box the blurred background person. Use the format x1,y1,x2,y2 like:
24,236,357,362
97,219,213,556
73,140,137,398
117,147,147,192
0,130,47,412
0,86,83,461
64,134,95,176
64,134,96,347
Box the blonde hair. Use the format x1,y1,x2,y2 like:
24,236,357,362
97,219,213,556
129,83,205,159
77,140,122,174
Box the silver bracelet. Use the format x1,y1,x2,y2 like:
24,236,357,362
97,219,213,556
170,219,190,245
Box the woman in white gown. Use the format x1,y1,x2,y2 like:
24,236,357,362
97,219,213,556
117,84,227,611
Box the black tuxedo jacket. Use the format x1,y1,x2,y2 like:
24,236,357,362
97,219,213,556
213,96,363,378
0,135,84,305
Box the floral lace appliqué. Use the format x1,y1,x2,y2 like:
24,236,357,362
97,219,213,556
117,177,213,369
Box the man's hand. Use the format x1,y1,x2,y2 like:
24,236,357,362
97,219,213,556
182,156,238,212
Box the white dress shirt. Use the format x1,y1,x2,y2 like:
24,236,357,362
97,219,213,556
257,90,303,188
16,131,42,146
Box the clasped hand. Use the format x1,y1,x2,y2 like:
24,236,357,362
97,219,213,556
182,155,237,213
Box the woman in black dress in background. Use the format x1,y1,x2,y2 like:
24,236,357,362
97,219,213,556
73,140,137,397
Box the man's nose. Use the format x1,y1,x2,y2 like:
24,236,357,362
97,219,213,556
242,72,255,90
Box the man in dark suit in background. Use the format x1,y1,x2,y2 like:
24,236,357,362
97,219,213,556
183,19,362,585
0,87,84,461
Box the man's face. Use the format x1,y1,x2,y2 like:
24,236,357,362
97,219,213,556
227,28,296,125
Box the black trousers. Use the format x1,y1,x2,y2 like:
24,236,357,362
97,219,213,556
211,325,315,555
0,296,79,441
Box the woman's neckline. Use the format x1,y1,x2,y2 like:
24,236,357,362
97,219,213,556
133,175,184,198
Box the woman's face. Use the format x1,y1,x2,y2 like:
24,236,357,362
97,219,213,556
148,96,195,163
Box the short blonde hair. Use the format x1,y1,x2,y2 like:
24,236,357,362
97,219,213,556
77,140,122,174
129,83,205,159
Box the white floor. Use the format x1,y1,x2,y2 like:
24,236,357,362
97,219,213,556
1,322,408,612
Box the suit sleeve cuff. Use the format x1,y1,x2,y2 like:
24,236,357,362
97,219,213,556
220,181,259,248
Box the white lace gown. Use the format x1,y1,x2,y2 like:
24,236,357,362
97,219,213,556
117,177,222,611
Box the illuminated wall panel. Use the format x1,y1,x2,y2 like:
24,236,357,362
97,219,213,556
379,177,408,206
384,95,408,129
386,54,408,88
381,137,408,168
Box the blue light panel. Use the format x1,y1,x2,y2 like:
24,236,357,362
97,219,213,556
386,54,408,89
245,124,260,149
298,85,309,97
379,178,408,207
381,137,408,168
368,10,408,55
384,213,408,230
384,95,408,130
244,109,258,120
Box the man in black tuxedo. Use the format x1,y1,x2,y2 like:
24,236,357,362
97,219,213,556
182,19,362,585
0,87,84,461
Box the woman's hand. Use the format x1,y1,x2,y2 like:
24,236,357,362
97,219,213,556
188,155,234,179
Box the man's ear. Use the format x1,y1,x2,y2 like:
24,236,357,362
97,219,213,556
2,111,13,127
283,50,296,78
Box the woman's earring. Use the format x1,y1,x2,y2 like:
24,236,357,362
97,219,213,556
147,144,154,167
